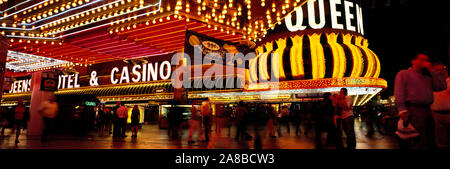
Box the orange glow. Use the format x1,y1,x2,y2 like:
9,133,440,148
290,35,305,79
245,77,388,90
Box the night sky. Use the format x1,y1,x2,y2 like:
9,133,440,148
363,0,449,98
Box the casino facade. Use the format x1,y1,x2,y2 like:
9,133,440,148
0,0,386,131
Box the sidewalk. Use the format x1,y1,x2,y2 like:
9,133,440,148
0,120,399,149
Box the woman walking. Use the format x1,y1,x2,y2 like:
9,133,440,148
131,105,140,137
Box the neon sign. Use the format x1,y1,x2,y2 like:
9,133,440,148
285,0,364,35
110,61,172,85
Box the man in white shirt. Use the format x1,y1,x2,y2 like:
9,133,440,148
431,63,450,149
39,95,58,142
339,88,356,149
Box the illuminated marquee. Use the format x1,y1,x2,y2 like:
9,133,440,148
286,0,364,35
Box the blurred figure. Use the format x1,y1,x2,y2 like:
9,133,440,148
266,104,276,138
112,101,121,137
188,104,202,143
131,105,140,137
331,94,344,149
365,101,384,137
72,104,85,136
0,108,8,136
96,104,105,136
116,102,128,138
215,104,226,136
315,93,341,149
278,105,290,136
302,103,314,136
235,101,251,140
430,63,450,149
394,54,447,149
291,105,302,136
14,99,26,145
252,104,269,149
167,102,183,139
224,105,233,137
338,88,356,149
39,95,59,142
201,100,213,142
103,108,113,136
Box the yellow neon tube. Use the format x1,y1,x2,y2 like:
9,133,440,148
308,33,325,79
362,39,381,78
355,36,374,77
249,46,261,83
259,42,273,81
272,38,287,80
290,35,305,79
343,34,363,77
326,33,346,78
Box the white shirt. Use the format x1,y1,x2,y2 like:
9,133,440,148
341,96,354,119
39,101,58,118
431,78,450,111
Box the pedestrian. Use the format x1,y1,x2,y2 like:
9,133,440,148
266,104,277,138
278,105,290,136
188,104,202,143
116,102,129,138
201,100,212,142
337,88,357,149
13,99,26,145
252,104,269,149
38,95,59,142
103,108,113,136
0,107,8,136
112,101,121,137
131,105,140,137
315,93,341,149
167,102,182,139
73,104,85,136
292,105,302,136
96,104,105,136
394,53,447,149
303,103,313,136
235,101,251,140
224,105,233,137
214,104,226,136
430,63,450,149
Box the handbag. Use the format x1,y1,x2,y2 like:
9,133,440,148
395,118,420,140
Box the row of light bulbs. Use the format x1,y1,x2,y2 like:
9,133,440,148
43,1,149,36
20,0,92,24
9,38,62,45
109,14,238,38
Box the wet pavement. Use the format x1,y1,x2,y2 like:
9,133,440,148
0,118,399,149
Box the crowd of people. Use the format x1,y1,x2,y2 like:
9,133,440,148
164,88,360,149
94,102,142,138
394,53,449,149
1,54,448,149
